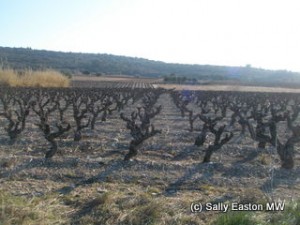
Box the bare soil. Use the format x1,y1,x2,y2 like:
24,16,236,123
157,84,300,93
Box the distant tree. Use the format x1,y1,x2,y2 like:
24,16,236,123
82,70,90,75
2,46,300,87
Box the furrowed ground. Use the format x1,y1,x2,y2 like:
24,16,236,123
0,80,300,225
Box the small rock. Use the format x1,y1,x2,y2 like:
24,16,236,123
97,187,108,193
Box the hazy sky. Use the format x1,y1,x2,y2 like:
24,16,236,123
1,0,300,72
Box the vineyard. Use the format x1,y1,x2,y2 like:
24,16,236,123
1,84,300,224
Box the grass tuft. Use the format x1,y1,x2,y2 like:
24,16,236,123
122,200,162,225
0,190,69,225
211,211,257,225
268,200,300,225
212,201,300,225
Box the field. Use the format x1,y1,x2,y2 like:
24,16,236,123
72,75,300,92
72,75,161,88
1,79,300,225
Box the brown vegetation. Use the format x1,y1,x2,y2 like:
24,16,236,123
0,67,70,87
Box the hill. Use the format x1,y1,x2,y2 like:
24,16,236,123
1,46,300,87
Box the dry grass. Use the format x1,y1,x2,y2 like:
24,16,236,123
0,67,70,87
0,190,70,225
65,182,204,225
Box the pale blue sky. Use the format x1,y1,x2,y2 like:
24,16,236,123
1,0,300,72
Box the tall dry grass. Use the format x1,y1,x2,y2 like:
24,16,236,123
0,67,70,87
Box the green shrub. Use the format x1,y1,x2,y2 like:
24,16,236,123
268,201,300,225
212,212,257,225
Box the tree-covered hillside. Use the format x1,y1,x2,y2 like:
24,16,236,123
1,46,300,86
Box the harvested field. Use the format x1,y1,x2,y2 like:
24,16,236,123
158,84,300,93
72,75,161,88
72,75,300,93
